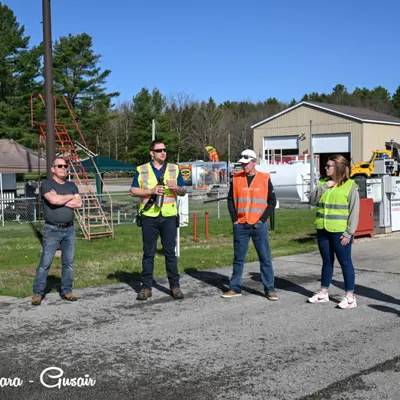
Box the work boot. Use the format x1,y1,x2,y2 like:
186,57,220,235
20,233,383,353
31,294,42,306
171,287,184,300
265,291,278,301
61,293,78,302
221,290,242,298
137,288,152,301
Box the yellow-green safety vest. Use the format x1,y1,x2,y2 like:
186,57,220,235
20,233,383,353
137,162,179,217
315,178,355,232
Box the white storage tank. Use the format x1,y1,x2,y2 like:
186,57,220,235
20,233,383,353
256,162,319,202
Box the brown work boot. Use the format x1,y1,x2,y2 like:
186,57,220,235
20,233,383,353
171,287,184,300
221,290,242,298
32,294,42,306
265,291,278,301
136,288,152,301
61,293,78,302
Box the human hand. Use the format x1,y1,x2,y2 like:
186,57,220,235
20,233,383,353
233,221,239,225
49,189,57,195
326,180,336,187
167,180,178,191
340,235,350,246
151,185,165,195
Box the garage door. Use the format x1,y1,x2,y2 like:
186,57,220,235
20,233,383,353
264,136,299,150
312,133,351,153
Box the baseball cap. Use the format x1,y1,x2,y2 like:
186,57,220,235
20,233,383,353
238,149,257,163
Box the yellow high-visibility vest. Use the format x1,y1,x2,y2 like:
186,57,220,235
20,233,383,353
137,162,179,217
315,179,355,232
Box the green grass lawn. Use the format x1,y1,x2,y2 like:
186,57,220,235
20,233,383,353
0,209,317,297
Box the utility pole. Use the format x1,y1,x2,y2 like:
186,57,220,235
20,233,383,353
42,0,55,176
152,119,156,141
310,120,314,192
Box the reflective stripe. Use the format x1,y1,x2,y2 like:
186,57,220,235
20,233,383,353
168,164,177,180
139,164,150,188
235,197,268,204
316,213,348,220
316,203,349,210
237,207,268,213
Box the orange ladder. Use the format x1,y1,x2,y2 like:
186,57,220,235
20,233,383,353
31,94,114,240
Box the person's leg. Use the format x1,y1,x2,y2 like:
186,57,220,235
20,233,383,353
141,216,160,290
317,229,335,291
309,229,335,303
251,222,275,292
160,216,180,289
60,226,76,296
331,232,356,295
229,224,251,293
32,224,62,296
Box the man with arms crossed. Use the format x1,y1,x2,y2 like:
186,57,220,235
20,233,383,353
32,157,82,305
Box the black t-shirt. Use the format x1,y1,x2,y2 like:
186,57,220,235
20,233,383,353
41,178,79,224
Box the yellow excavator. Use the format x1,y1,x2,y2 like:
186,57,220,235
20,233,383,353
351,141,400,178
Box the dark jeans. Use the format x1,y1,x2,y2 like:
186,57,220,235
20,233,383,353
33,223,76,296
317,229,355,292
141,215,179,290
230,222,275,293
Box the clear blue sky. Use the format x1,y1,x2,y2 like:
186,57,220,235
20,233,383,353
4,0,400,105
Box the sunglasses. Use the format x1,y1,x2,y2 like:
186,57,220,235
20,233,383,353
325,164,335,169
55,164,68,169
241,155,254,160
153,148,167,153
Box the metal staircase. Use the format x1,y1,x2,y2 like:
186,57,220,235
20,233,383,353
30,94,114,240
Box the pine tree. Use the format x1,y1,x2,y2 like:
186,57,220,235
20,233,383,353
130,88,177,165
52,33,119,149
0,3,41,146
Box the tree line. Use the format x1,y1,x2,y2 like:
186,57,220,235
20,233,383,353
1,2,400,165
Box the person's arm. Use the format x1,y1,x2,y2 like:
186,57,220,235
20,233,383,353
168,170,187,197
65,194,82,209
309,182,330,206
342,184,360,239
227,181,238,224
129,168,161,198
259,180,276,223
65,183,82,208
44,189,75,206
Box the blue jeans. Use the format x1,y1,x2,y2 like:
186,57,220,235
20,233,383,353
33,223,76,296
230,222,275,293
141,215,180,290
317,229,355,292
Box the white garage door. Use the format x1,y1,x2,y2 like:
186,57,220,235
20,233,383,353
264,136,299,150
312,133,351,153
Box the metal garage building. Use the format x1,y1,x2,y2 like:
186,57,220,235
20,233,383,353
252,101,400,169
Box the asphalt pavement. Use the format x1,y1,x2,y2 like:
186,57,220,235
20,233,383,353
1,234,399,400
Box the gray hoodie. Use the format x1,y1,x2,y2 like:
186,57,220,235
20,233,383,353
309,181,360,238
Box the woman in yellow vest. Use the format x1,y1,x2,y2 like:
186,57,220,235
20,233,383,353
309,155,360,309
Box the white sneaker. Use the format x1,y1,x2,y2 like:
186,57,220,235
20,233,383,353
308,291,329,303
338,295,357,309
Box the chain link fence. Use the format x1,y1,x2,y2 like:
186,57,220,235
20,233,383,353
0,184,311,240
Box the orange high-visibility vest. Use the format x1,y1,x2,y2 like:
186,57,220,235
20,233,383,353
233,171,269,224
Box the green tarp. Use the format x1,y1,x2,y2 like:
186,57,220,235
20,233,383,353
79,156,136,195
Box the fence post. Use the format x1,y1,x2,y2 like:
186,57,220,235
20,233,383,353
193,212,197,241
217,190,220,218
205,211,209,239
117,209,120,225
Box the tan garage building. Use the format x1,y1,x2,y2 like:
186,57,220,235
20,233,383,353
252,101,400,169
